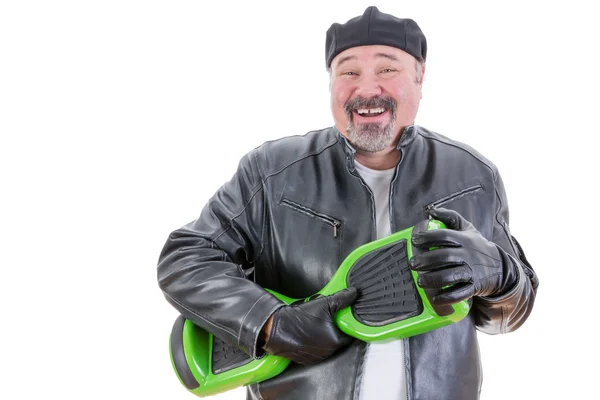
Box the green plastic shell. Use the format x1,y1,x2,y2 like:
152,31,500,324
181,319,290,397
328,219,469,340
169,219,470,397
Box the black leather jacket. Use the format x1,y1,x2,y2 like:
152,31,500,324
158,125,538,400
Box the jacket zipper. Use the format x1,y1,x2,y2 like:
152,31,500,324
424,184,483,214
345,157,377,400
280,198,342,237
389,152,411,400
347,168,377,241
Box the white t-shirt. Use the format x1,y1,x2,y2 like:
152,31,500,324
354,160,407,400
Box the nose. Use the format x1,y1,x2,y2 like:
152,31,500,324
355,73,382,98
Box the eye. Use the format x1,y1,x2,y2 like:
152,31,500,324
342,71,358,76
381,68,396,73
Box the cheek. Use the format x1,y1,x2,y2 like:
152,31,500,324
331,83,352,114
389,79,421,106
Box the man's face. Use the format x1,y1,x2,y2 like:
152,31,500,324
329,45,425,153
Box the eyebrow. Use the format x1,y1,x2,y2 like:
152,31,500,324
335,52,400,68
335,55,357,68
375,52,398,61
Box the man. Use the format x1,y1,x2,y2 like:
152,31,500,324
158,6,538,400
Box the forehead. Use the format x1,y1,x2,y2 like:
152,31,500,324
331,45,415,69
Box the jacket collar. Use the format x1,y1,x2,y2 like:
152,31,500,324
335,125,419,171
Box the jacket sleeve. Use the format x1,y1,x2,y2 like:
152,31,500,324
157,150,284,358
472,172,539,334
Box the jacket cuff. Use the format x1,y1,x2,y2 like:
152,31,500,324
239,293,285,359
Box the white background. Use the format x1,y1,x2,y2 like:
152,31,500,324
1,1,598,399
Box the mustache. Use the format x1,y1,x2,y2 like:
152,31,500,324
344,96,397,117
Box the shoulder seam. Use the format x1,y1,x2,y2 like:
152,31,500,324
260,136,338,179
417,130,498,179
211,135,339,258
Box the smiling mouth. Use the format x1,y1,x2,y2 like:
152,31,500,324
354,107,388,117
345,96,396,121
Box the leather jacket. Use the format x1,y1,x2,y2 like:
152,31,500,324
157,125,538,400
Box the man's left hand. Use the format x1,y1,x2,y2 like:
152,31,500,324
409,207,517,306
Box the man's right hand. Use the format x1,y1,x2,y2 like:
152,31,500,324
261,287,358,365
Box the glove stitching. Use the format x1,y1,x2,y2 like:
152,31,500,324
296,305,335,323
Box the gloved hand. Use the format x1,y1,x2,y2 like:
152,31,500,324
262,287,358,365
409,207,517,306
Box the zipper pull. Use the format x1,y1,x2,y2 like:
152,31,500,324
425,205,434,219
333,222,340,238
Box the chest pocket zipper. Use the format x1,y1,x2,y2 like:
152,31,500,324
280,198,342,238
424,184,484,214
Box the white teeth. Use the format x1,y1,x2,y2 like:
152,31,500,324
357,107,385,115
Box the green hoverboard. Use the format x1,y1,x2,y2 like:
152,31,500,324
169,219,470,397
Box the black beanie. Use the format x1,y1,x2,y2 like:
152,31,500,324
325,6,427,68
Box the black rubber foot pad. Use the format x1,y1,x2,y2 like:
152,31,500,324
347,240,422,326
212,335,253,374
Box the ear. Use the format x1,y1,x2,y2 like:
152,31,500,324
416,61,426,99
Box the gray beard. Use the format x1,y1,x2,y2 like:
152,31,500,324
344,96,397,153
346,119,396,153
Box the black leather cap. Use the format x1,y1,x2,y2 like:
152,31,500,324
325,6,427,68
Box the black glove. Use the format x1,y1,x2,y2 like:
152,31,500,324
262,287,358,365
409,208,518,306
